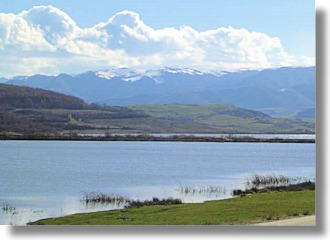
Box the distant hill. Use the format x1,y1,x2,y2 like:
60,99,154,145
4,66,315,117
0,83,86,110
295,108,315,118
0,83,314,135
0,83,146,135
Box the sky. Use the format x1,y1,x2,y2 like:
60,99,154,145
0,0,315,77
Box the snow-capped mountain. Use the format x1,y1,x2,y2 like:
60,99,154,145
95,68,146,81
93,67,220,82
4,66,315,117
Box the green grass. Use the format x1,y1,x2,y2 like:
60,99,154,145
29,190,315,225
129,104,267,120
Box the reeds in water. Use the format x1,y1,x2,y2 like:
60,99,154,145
82,192,128,206
81,192,182,208
2,202,16,213
245,174,291,187
178,184,226,195
232,180,315,196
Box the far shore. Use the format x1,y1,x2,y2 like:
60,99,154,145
0,134,315,143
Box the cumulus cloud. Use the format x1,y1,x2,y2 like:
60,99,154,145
0,12,55,52
0,5,314,77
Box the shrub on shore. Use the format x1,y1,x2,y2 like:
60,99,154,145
126,197,182,208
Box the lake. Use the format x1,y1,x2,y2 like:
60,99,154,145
0,140,315,225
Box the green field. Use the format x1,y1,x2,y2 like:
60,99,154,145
128,104,315,134
29,190,315,225
1,104,315,135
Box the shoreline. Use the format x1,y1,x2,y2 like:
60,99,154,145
27,190,315,225
0,134,315,143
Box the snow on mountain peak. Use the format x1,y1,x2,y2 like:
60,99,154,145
95,68,145,81
95,70,115,80
93,67,225,82
162,67,205,75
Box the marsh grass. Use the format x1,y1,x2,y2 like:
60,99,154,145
81,192,182,208
178,184,226,196
2,202,16,213
81,192,128,206
233,180,315,196
245,174,291,188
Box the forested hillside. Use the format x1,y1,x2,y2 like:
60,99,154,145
0,84,86,110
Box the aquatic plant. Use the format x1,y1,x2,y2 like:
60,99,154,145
81,192,182,208
245,174,291,187
2,202,16,213
81,192,128,205
178,184,226,195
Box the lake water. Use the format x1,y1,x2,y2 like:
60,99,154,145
0,140,315,225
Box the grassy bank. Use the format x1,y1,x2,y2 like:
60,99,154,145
29,190,315,225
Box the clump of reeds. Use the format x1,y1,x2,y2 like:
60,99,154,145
81,192,128,206
2,202,16,213
245,174,291,188
81,192,182,208
232,180,315,196
178,184,226,195
179,184,198,195
125,197,182,208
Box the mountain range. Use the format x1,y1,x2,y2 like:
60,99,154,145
3,66,315,117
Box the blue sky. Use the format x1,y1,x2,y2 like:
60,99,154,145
1,0,315,57
0,0,315,76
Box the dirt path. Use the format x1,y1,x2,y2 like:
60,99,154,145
254,215,316,226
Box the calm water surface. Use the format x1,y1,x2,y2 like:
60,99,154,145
0,141,315,225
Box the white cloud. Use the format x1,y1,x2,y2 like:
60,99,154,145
19,5,78,46
0,55,58,77
299,56,315,66
0,6,314,77
0,12,56,52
